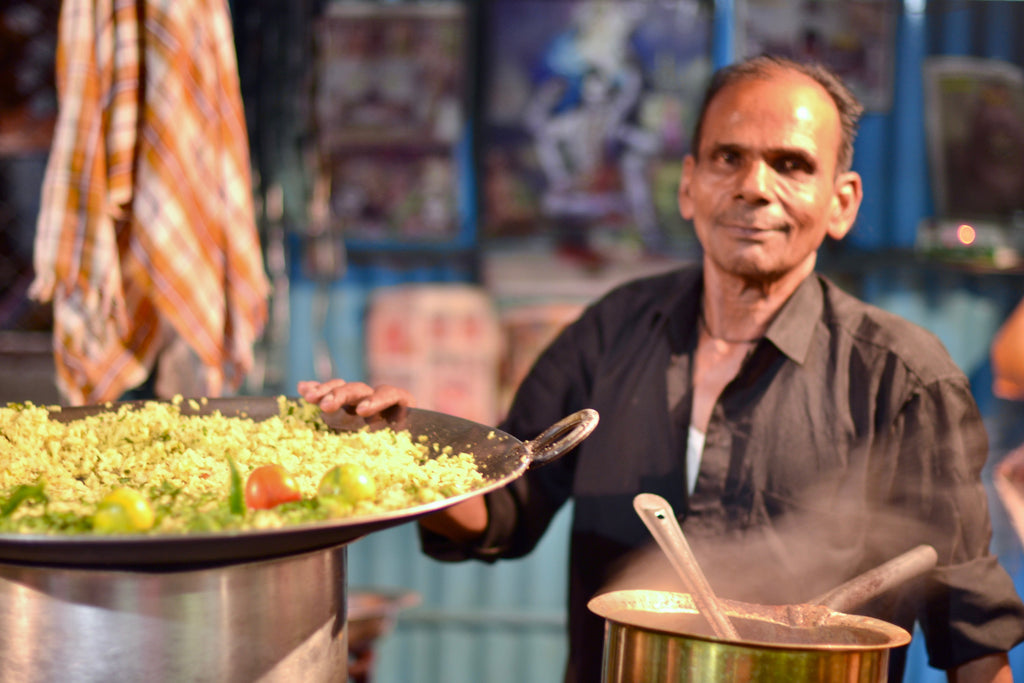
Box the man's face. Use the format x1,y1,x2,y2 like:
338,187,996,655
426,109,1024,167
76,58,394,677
679,72,861,286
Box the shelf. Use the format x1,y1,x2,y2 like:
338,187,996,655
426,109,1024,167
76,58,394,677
817,244,1024,277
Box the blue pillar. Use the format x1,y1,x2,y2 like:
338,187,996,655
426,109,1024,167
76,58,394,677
941,3,973,56
712,0,735,68
982,2,1014,62
889,0,931,248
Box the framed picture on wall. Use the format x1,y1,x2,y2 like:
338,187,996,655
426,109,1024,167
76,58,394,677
736,0,896,112
312,2,467,244
477,0,712,256
924,56,1024,222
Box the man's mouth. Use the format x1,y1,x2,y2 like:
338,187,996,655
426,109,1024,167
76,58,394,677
721,221,790,235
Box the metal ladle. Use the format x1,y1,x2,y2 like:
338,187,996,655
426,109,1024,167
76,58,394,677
633,493,741,641
634,493,939,639
807,543,937,620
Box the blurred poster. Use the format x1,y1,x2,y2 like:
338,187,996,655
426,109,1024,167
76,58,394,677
737,0,895,112
479,0,712,255
313,2,466,243
924,57,1024,222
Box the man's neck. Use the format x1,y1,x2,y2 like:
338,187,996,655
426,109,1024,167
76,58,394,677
700,257,815,341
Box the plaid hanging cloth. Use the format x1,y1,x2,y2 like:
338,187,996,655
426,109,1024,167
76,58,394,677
31,0,270,405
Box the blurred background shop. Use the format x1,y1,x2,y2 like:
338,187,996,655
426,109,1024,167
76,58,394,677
4,1,1024,681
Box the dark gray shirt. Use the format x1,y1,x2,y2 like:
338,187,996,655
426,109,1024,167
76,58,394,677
423,265,1024,682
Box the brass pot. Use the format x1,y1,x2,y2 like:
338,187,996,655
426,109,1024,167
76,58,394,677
588,589,911,683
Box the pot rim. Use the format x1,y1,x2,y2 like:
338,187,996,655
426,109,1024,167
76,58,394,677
588,589,912,652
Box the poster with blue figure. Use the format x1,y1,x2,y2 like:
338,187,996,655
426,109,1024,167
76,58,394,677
480,0,712,258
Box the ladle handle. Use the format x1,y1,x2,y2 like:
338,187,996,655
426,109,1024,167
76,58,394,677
810,544,938,614
633,493,741,642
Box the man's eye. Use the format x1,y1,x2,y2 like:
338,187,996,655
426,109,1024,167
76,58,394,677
776,157,812,174
713,150,739,165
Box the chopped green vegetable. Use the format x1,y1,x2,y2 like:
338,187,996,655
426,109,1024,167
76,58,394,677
1,482,47,517
227,457,245,516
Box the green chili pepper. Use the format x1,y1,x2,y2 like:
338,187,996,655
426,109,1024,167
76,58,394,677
227,457,244,516
2,482,47,517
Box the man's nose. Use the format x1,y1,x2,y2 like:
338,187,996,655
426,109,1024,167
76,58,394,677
735,159,772,202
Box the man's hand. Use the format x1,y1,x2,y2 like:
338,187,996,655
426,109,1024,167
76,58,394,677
947,652,1012,683
297,379,415,416
299,379,488,542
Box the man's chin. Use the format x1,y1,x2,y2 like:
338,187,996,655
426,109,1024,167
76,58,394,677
710,252,817,288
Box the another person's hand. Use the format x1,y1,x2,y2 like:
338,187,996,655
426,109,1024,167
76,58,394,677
992,297,1024,400
297,379,415,417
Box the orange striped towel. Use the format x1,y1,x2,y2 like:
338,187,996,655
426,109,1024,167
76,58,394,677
31,0,269,405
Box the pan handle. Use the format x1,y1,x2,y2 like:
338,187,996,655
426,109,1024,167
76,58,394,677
518,409,600,468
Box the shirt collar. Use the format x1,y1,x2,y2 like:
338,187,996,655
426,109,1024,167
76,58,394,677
764,274,822,364
661,266,822,364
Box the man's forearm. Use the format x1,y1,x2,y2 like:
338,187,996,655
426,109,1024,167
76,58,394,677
947,652,1012,683
418,494,488,543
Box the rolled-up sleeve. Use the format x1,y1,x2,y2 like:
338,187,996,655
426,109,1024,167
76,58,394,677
893,377,1024,668
921,557,1024,668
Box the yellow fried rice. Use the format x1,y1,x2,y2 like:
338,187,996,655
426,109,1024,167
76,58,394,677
0,396,485,534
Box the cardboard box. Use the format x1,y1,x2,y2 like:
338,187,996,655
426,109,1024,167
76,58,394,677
366,284,503,425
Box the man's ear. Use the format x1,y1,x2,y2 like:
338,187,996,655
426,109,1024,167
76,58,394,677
678,155,696,220
827,170,863,240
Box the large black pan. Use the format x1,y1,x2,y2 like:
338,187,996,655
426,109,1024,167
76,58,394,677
0,398,598,569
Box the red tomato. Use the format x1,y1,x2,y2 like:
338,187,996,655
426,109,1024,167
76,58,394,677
244,464,302,510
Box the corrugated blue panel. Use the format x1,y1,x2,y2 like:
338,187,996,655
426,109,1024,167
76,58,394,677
287,281,317,388
348,505,573,683
286,268,370,389
323,278,369,382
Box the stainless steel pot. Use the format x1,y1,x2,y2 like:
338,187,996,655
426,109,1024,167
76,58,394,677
0,545,349,683
588,589,911,683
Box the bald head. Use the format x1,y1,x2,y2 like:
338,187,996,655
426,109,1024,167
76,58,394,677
691,56,864,174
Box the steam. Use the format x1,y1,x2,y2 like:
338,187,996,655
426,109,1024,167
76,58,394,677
602,479,950,608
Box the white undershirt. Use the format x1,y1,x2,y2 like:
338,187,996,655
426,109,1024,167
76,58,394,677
686,425,705,494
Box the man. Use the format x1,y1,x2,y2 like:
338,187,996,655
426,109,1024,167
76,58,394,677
301,56,1024,682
